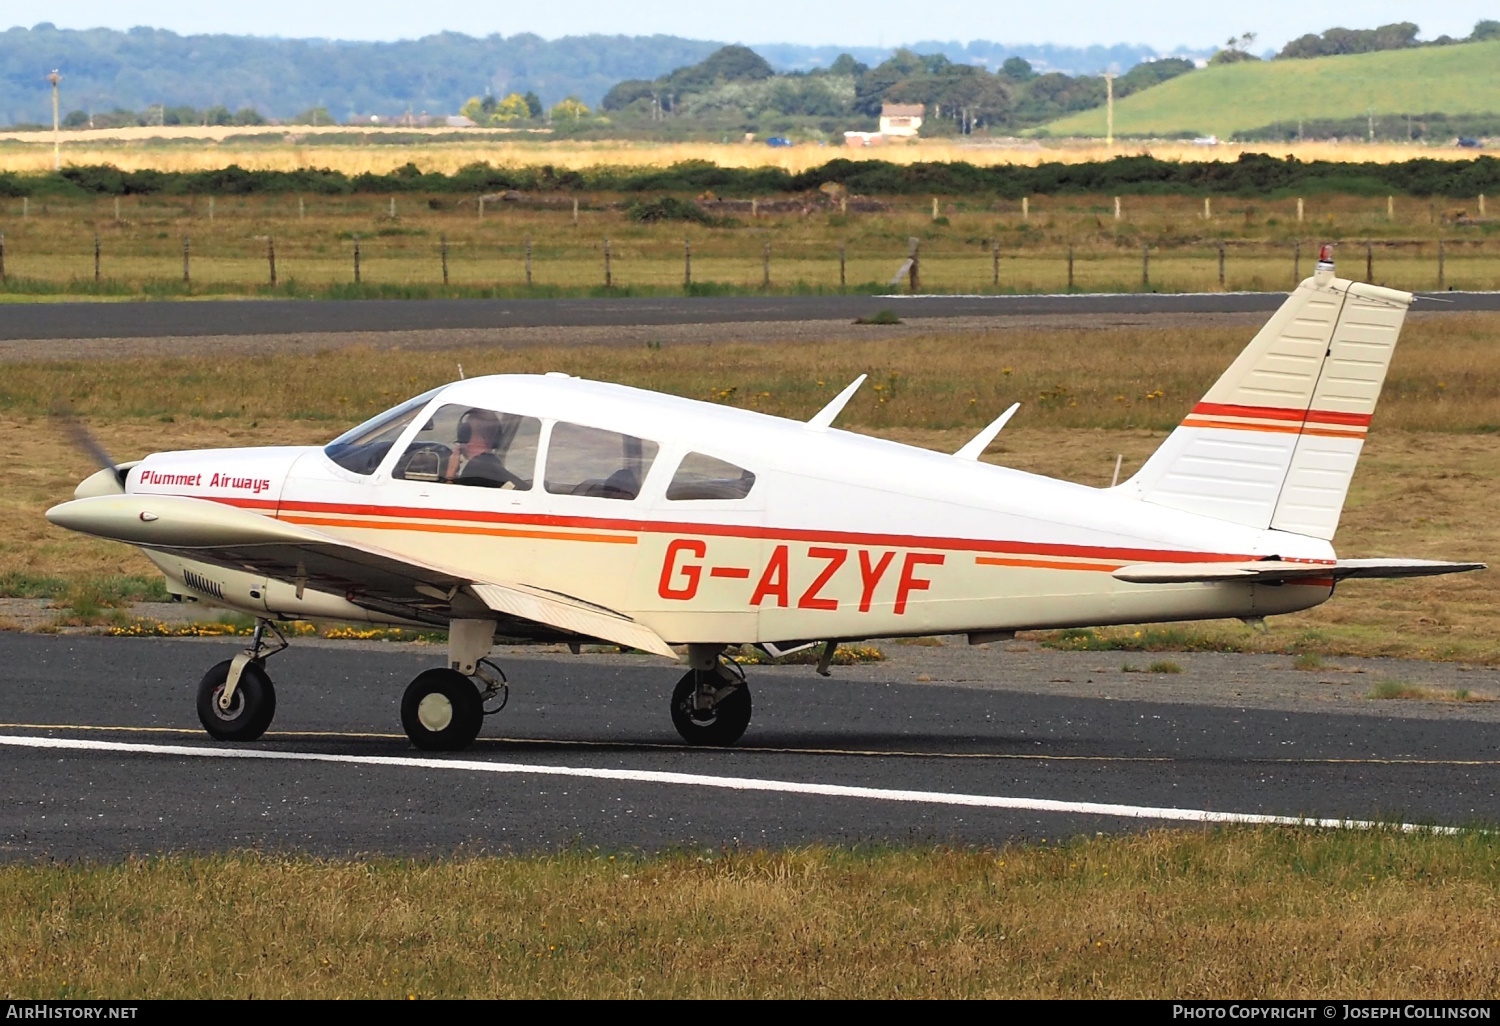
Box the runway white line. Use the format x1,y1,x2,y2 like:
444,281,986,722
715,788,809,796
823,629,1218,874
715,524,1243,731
0,733,1458,832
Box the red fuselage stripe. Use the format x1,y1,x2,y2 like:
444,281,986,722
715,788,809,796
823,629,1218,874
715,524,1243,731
196,494,1262,565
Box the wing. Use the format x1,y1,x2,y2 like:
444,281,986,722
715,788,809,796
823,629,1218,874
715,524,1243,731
46,494,677,657
1113,558,1486,585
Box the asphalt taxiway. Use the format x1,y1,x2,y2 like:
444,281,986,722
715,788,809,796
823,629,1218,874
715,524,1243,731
1,634,1497,859
4,291,1498,342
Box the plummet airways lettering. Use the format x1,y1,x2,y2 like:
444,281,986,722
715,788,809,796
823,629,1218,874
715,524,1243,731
209,473,273,494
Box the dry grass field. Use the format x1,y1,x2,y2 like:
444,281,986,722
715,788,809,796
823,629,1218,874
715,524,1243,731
0,132,1472,176
1,190,1495,298
11,312,1500,660
4,828,1500,998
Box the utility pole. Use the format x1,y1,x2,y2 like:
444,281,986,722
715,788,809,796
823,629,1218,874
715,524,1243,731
48,70,61,171
1103,73,1115,149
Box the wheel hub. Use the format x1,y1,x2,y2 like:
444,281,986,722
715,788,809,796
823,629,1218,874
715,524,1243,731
210,685,245,722
417,692,454,732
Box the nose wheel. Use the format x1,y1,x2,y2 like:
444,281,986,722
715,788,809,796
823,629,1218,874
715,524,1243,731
670,661,751,746
195,618,286,742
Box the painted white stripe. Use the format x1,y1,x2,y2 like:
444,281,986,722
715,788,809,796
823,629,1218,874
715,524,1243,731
0,733,1456,833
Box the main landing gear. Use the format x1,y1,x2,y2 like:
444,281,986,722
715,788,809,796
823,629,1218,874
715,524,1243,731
670,646,751,746
400,618,507,752
196,618,287,742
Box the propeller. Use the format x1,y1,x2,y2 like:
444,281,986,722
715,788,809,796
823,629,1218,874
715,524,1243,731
53,404,127,495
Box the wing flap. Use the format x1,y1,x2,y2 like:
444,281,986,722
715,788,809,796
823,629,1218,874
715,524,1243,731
469,584,677,658
1114,558,1484,584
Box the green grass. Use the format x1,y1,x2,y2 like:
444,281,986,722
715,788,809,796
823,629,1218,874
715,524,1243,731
1047,39,1500,139
7,830,1500,998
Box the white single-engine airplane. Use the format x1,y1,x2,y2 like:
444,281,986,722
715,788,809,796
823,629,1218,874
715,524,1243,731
46,249,1484,750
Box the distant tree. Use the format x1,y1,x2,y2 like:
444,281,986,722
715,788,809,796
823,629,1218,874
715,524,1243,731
232,107,265,125
523,91,543,118
828,53,867,77
1115,57,1195,97
600,79,656,111
550,96,590,121
204,105,233,126
663,44,775,94
290,106,332,125
162,105,199,125
459,96,488,121
62,109,89,128
1471,19,1500,40
1001,57,1036,82
1277,22,1418,58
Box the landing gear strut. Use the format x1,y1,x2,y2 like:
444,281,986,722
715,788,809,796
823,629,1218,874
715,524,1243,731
196,618,287,742
670,656,751,746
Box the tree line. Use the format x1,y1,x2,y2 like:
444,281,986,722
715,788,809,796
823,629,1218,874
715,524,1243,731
7,154,1500,199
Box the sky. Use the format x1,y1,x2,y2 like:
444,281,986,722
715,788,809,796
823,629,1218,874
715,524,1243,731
21,0,1499,51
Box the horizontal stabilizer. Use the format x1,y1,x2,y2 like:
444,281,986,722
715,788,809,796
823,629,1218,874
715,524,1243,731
470,583,677,658
1114,558,1485,585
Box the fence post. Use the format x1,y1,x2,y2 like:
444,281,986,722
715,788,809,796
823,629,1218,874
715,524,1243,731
992,239,1000,287
353,234,361,284
762,241,771,289
751,198,758,218
1218,242,1226,290
1114,196,1121,221
1067,245,1074,290
1387,195,1394,221
525,237,533,287
684,239,691,288
93,233,100,282
298,196,305,220
1203,197,1211,220
931,197,939,221
1021,196,1029,221
114,197,120,222
389,197,396,219
268,236,276,285
1366,241,1373,283
182,235,190,284
1438,237,1445,289
1296,197,1304,222
1141,243,1149,288
1294,240,1301,282
839,241,846,288
440,234,448,286
572,197,579,227
907,237,920,293
604,237,611,287
478,197,485,222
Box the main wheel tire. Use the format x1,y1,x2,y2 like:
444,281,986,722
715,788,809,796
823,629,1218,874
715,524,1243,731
670,669,751,746
197,659,276,742
401,668,484,752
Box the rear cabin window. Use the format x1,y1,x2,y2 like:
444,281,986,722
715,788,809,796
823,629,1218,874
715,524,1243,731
544,422,659,500
392,404,541,489
666,452,756,500
323,388,442,475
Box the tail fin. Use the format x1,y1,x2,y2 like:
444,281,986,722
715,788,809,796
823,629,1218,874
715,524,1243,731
1120,257,1412,540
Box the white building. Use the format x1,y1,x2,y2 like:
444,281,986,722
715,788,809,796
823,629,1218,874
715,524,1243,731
879,103,924,137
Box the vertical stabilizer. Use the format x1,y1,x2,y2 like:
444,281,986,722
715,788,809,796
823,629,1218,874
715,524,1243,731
1120,260,1411,540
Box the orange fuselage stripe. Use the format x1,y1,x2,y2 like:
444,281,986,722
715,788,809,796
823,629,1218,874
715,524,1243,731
975,555,1123,573
279,514,638,545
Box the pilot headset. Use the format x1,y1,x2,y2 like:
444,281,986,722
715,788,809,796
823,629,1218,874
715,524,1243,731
455,409,476,444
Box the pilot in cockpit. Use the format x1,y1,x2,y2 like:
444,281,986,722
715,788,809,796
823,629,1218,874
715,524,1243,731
444,408,508,486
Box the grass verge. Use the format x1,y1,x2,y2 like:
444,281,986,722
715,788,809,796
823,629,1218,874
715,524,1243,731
5,828,1500,998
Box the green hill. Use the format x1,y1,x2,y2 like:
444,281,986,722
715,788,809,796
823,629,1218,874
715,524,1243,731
1045,40,1500,138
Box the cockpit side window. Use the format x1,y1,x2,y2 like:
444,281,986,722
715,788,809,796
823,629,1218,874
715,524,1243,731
393,404,541,490
666,452,756,500
544,422,659,500
323,387,442,475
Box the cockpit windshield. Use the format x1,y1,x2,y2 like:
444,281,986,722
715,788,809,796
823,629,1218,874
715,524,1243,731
323,387,442,475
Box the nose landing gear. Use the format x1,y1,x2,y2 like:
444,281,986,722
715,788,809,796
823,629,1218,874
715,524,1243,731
196,618,287,742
